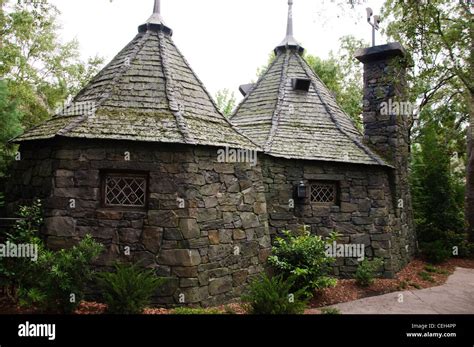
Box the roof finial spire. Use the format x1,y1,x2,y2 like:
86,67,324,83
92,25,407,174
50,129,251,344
286,0,294,37
275,0,304,54
153,0,160,15
139,0,172,35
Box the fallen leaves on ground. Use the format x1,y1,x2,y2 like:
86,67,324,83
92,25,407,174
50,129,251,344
2,258,473,314
310,258,474,308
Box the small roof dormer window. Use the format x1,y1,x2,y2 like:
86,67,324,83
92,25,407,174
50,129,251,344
292,78,311,92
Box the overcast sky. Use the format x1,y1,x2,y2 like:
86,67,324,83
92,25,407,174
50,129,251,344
49,0,387,101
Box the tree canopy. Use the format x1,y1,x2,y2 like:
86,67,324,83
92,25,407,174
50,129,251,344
0,0,103,129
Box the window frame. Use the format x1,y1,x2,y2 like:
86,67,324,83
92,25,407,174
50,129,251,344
309,181,339,206
100,170,149,210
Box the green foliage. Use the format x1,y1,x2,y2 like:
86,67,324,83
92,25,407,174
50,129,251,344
215,88,236,117
411,122,467,263
0,199,43,287
423,264,437,273
8,199,43,243
242,273,307,315
424,265,449,275
0,80,22,175
355,258,384,287
419,240,451,264
268,226,337,295
97,263,165,314
418,271,435,283
0,200,103,313
172,307,224,315
320,307,341,315
397,280,408,290
18,235,103,313
382,0,472,240
1,1,104,130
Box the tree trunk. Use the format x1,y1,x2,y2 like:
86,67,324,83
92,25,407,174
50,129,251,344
466,93,474,242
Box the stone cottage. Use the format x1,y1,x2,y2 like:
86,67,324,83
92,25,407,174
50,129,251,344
5,0,415,306
230,0,416,278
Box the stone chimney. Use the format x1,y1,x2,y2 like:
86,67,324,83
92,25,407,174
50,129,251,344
355,42,416,269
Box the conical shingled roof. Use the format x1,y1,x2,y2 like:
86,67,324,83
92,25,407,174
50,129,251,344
15,4,257,150
231,2,388,166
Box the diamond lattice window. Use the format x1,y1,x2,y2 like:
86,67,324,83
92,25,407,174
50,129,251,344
310,182,337,204
103,173,147,208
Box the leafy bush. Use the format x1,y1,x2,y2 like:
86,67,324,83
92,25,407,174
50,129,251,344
355,258,384,287
19,235,103,313
0,200,104,313
242,273,307,315
172,307,223,315
0,199,44,290
419,240,451,264
268,226,337,295
97,263,165,314
444,231,474,258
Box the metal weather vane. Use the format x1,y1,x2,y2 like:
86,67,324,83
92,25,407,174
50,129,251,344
366,7,381,47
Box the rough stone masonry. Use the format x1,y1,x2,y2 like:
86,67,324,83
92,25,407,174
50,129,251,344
4,2,416,307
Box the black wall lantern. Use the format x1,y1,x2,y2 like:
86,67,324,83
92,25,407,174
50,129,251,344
296,181,307,199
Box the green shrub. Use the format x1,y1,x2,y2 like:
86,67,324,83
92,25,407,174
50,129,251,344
355,258,384,287
418,271,435,283
97,263,166,314
411,122,466,262
424,264,449,275
242,273,307,314
397,280,408,290
420,240,451,264
445,231,474,258
18,235,103,313
320,307,340,315
0,200,44,289
268,226,337,296
0,200,104,313
172,307,223,315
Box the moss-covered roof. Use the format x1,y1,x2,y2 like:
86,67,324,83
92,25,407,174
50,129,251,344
14,18,257,150
230,48,389,167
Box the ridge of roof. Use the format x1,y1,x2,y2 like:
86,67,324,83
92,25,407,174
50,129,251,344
56,31,151,138
230,48,391,167
157,30,195,144
295,54,390,167
169,33,261,149
264,51,290,152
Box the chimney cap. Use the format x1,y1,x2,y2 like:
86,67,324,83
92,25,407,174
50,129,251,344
355,42,406,64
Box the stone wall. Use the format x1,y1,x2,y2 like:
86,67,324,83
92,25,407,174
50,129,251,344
260,155,413,277
6,138,270,307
